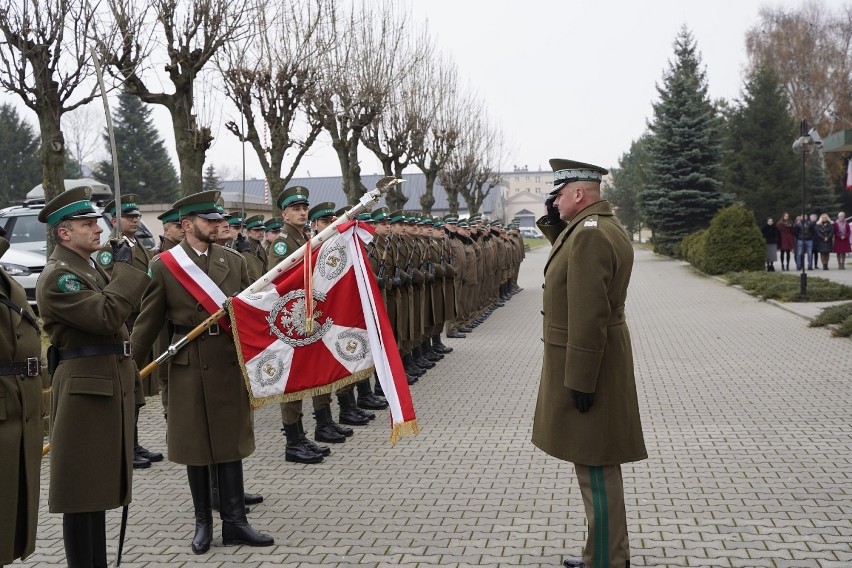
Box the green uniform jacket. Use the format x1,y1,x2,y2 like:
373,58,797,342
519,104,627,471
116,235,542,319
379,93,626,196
0,244,43,563
131,241,254,466
531,201,647,466
36,245,149,513
245,238,267,282
266,223,305,272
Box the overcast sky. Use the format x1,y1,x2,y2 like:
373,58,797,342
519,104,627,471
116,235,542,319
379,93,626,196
4,0,826,182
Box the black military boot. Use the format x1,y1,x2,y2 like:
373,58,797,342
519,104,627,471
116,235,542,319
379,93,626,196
218,461,274,548
422,339,443,361
314,404,347,443
351,389,375,420
413,346,435,369
374,373,386,397
62,512,93,568
402,353,423,377
338,391,370,425
281,421,324,464
186,465,213,554
134,405,163,466
446,329,467,338
297,415,331,456
432,334,453,354
211,466,261,511
357,378,388,409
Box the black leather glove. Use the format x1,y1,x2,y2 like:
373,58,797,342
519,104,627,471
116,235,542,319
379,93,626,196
545,195,561,224
111,238,133,265
234,233,252,254
570,389,593,413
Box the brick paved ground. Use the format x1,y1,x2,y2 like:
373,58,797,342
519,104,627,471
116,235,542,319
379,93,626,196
17,246,852,567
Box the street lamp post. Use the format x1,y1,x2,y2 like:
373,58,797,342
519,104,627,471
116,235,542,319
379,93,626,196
792,119,823,298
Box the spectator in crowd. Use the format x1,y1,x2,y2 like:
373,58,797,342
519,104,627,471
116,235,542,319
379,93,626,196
760,217,779,272
809,213,820,270
815,213,834,270
834,211,851,270
793,214,815,270
776,212,795,271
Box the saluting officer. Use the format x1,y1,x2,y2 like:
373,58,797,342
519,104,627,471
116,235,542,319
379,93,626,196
0,227,43,566
95,193,163,470
267,187,341,463
131,190,273,554
36,187,150,567
533,159,646,568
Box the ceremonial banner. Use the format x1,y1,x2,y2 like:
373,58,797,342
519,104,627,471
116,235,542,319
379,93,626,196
228,222,418,442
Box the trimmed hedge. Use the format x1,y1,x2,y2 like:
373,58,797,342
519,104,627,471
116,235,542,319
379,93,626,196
677,205,765,275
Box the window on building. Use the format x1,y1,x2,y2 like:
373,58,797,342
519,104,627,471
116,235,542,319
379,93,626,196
535,176,541,182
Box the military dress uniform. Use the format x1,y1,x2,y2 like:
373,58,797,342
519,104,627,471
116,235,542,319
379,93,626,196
35,188,151,567
130,191,272,554
242,215,267,282
532,159,646,568
153,207,182,420
0,234,43,565
95,194,163,469
267,188,345,464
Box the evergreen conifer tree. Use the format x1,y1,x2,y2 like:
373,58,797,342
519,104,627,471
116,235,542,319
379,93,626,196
805,153,838,216
0,104,41,204
640,27,729,254
202,163,222,192
94,91,179,203
722,66,800,222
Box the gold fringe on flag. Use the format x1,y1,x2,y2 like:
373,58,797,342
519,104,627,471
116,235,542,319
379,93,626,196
389,419,420,445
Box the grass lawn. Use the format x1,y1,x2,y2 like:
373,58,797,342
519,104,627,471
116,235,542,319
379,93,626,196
723,271,852,302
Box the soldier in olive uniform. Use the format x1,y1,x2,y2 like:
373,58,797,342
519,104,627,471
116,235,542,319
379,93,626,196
263,219,282,250
267,188,346,463
532,159,646,568
242,215,268,282
442,215,467,338
366,208,397,396
153,208,183,421
96,194,163,470
36,187,150,567
0,227,43,566
131,191,273,554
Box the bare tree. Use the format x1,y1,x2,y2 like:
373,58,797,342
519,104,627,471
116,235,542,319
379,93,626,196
0,0,101,209
98,0,254,196
408,54,463,215
360,26,433,212
746,1,852,132
438,102,505,217
306,0,410,205
221,0,325,208
65,106,104,172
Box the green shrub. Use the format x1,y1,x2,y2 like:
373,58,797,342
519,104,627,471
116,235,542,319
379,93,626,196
810,302,852,327
702,206,765,275
725,272,852,302
678,230,709,270
834,316,852,337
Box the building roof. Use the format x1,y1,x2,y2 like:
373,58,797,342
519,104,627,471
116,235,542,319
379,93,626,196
219,172,500,214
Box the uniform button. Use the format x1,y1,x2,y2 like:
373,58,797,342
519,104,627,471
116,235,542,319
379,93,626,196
540,310,545,315
541,284,545,289
16,332,22,338
197,305,204,311
203,365,209,370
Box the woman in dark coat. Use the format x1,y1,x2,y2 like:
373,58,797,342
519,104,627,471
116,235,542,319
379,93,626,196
761,217,780,272
776,212,795,271
815,213,834,270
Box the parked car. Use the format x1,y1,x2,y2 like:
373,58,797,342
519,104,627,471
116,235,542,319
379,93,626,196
519,227,544,239
0,246,45,309
0,180,156,308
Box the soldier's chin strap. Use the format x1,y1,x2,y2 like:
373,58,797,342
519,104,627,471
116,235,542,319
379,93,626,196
115,504,128,567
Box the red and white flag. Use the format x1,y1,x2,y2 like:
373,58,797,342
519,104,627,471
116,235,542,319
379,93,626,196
846,159,852,191
227,222,418,443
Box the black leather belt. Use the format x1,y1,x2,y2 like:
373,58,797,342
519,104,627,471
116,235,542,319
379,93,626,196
58,342,132,361
0,358,41,377
172,323,221,336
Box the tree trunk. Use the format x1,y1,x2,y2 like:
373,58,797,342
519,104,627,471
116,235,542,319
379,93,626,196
446,190,460,216
37,98,67,256
169,97,211,197
419,170,437,214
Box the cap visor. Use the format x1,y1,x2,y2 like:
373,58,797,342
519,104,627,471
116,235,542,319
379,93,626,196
196,212,225,221
67,212,102,220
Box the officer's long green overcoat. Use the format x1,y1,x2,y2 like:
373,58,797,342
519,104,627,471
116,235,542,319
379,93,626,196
131,240,255,466
0,242,43,563
532,200,647,466
37,245,150,513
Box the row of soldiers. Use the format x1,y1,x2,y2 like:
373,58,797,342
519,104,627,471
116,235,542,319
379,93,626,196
0,182,525,565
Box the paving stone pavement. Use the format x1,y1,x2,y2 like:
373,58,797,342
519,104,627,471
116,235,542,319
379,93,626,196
18,246,852,567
